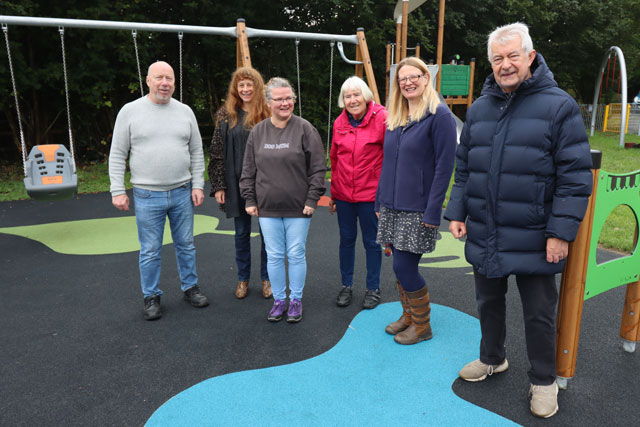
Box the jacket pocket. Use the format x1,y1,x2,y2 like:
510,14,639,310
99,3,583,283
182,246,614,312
532,182,545,222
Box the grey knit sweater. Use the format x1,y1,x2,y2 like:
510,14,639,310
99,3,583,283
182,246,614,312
109,96,205,196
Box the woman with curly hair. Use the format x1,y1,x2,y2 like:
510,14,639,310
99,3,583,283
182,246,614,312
208,67,272,299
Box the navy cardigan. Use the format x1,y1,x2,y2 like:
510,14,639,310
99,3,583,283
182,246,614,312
375,104,457,226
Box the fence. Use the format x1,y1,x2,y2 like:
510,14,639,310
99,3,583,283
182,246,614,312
580,104,605,132
580,103,640,135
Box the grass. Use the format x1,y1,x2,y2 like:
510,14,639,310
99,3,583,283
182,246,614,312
588,132,640,253
1,131,638,253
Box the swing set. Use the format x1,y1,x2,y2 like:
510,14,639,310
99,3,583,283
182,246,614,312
1,15,380,201
589,46,630,147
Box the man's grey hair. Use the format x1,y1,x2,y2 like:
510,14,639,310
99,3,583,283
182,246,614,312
337,76,374,109
265,77,297,101
487,22,534,62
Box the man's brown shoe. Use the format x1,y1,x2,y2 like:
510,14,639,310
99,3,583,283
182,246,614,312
235,281,249,299
262,280,273,298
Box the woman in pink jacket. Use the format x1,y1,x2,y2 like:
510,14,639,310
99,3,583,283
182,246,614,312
329,76,387,309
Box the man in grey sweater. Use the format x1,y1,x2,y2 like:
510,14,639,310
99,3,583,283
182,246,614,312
109,61,209,320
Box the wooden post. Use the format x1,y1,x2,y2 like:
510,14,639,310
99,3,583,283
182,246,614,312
236,19,252,68
395,21,402,64
386,42,391,103
236,33,241,68
415,43,420,59
620,228,640,345
436,0,445,92
467,58,475,108
356,28,380,105
355,44,363,78
555,151,602,385
401,0,409,60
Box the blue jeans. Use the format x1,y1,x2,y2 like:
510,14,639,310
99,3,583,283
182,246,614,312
258,217,311,301
133,184,198,297
234,211,268,281
335,200,381,290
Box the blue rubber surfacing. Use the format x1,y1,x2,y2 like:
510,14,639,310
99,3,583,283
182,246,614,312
146,303,519,426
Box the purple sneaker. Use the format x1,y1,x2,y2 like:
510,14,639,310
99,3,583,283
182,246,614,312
286,299,303,323
267,299,287,322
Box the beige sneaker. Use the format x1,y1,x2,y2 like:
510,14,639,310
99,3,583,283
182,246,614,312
529,381,559,418
459,358,509,382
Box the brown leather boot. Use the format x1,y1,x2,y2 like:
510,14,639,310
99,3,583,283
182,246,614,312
261,280,273,299
235,281,249,299
394,285,432,345
385,280,412,335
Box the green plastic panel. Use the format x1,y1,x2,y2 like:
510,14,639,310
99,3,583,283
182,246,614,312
440,64,470,96
584,169,640,300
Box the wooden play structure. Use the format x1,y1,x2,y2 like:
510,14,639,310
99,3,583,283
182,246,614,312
556,151,640,388
384,0,474,113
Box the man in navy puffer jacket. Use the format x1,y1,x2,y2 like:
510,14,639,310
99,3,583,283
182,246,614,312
444,23,592,418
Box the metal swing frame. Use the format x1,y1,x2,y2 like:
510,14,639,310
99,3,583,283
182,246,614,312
1,15,381,198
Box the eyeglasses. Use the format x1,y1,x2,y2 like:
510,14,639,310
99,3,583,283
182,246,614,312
271,96,294,104
397,74,423,85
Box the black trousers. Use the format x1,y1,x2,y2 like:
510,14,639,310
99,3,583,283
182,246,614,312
474,271,558,386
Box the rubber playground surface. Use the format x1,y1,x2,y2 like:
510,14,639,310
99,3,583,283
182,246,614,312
1,186,638,426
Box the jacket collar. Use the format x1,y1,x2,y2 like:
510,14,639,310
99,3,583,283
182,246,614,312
336,101,383,128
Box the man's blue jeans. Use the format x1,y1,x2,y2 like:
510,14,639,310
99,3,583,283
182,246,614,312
133,184,198,297
258,217,311,301
234,211,268,282
335,200,381,290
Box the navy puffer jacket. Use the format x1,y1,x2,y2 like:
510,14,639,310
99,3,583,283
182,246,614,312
444,54,593,278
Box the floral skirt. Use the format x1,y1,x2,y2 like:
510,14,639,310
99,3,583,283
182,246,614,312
376,206,438,254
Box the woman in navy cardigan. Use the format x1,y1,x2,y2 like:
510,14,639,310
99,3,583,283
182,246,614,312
376,57,457,345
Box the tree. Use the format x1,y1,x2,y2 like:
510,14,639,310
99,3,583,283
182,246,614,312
1,0,638,165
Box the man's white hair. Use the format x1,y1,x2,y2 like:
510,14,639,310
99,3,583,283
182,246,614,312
487,22,534,62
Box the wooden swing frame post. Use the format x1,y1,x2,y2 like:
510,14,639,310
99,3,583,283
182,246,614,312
555,151,601,384
236,19,251,68
620,229,640,346
356,28,380,105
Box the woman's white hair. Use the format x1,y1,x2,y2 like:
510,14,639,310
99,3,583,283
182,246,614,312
337,76,374,109
487,22,534,62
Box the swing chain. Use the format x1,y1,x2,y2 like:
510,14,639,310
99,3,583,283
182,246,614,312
2,23,28,176
295,38,302,117
326,41,335,162
132,30,144,97
178,32,183,103
59,27,76,173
